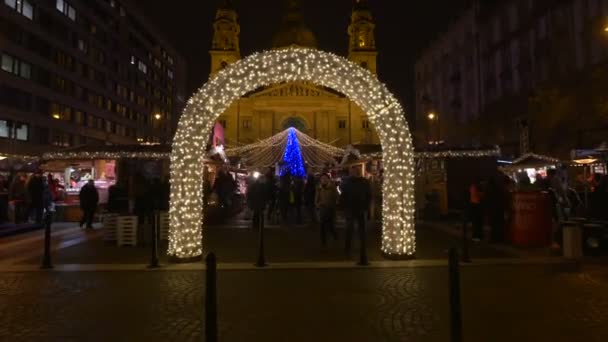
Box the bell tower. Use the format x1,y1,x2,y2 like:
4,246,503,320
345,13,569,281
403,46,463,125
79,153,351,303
209,0,241,78
348,0,377,74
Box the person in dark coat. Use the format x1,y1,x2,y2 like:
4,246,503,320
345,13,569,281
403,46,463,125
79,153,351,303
79,180,99,229
304,173,317,223
485,171,507,243
316,173,338,248
265,168,277,221
292,177,304,224
341,166,372,257
27,171,45,224
247,174,268,230
107,181,129,214
278,174,291,223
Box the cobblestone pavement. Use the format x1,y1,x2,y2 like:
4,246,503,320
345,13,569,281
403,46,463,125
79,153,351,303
1,265,608,341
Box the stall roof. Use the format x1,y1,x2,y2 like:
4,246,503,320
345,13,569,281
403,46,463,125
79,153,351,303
42,144,172,160
502,152,561,170
360,145,501,160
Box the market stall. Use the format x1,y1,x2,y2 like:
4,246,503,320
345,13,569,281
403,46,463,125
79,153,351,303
41,144,171,222
500,152,562,184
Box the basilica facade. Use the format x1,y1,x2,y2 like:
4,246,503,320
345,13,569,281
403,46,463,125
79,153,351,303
209,0,381,148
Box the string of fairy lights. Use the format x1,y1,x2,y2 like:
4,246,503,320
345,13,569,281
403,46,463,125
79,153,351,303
224,128,345,170
168,47,416,260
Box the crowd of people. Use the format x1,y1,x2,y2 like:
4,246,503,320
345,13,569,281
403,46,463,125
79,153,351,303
0,171,54,225
245,166,377,252
467,167,608,246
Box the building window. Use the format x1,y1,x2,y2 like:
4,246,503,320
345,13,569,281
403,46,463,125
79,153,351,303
14,122,28,141
138,60,147,74
0,120,8,138
242,118,252,129
1,53,31,79
4,0,33,20
167,55,174,65
50,103,71,121
362,120,370,129
74,110,84,124
52,132,71,147
338,119,347,129
77,39,87,53
219,119,227,129
1,120,29,141
56,0,76,21
360,61,368,69
167,69,174,79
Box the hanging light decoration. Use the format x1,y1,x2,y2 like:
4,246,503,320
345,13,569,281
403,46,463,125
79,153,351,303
224,127,343,170
168,47,415,260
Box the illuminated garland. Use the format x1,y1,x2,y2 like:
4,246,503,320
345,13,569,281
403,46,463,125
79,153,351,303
225,128,344,170
41,151,170,160
512,152,560,165
169,47,415,259
0,153,38,161
360,147,502,160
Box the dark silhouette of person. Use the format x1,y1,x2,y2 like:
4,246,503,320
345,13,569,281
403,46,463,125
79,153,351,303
292,177,304,224
27,171,45,224
265,168,277,221
304,173,317,223
316,173,338,248
341,166,371,259
79,180,99,229
247,175,268,230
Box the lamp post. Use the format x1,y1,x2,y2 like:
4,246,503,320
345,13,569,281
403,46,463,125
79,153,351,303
427,111,440,143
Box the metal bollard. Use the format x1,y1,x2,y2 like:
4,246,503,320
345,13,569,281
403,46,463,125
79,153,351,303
461,213,471,263
205,253,218,342
148,211,160,269
41,211,53,269
448,248,463,342
255,211,267,267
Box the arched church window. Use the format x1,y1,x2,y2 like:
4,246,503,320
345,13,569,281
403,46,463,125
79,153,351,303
221,61,228,69
361,61,368,69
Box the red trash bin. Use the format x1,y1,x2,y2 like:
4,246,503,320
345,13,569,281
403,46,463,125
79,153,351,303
509,191,553,247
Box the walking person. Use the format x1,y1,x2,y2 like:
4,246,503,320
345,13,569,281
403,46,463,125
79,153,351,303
79,180,99,230
485,172,507,243
27,171,45,224
278,174,291,223
342,166,371,262
265,168,277,222
8,174,27,223
316,174,338,248
247,174,268,230
469,179,484,242
304,172,317,224
293,177,304,224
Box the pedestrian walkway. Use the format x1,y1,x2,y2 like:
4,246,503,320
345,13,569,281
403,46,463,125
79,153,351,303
0,219,516,266
0,223,102,265
1,264,607,341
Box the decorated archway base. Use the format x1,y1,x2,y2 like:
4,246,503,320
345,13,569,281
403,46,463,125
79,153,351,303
168,48,415,260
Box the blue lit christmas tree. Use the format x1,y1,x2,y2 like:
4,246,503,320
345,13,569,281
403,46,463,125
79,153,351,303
280,128,306,178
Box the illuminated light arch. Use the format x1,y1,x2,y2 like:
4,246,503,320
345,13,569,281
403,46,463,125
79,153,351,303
169,47,415,260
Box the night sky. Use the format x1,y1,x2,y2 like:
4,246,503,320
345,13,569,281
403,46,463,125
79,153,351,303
130,0,467,123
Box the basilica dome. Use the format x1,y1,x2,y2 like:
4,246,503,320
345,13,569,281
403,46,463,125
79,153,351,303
272,0,317,49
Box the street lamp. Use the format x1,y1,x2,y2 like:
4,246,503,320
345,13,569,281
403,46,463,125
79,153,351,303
427,112,437,120
154,113,162,120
